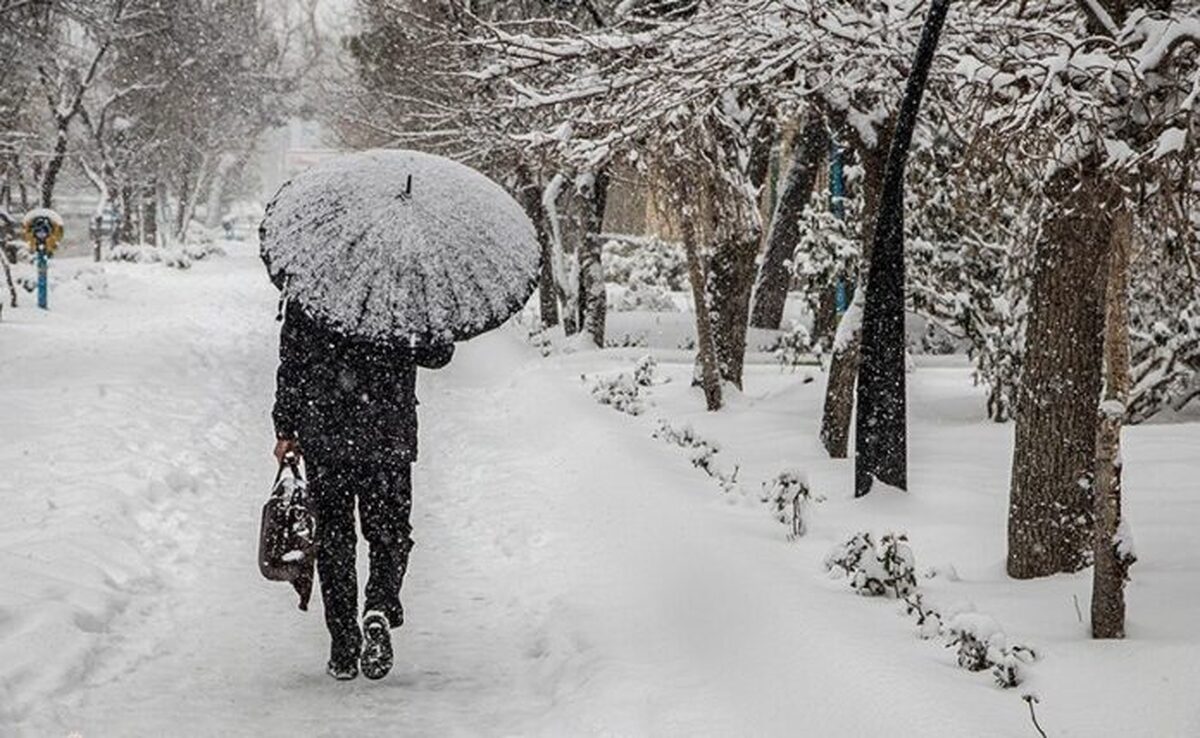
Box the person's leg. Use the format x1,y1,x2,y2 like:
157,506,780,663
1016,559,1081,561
310,457,362,670
360,460,414,629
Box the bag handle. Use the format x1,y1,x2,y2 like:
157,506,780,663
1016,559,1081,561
273,452,304,485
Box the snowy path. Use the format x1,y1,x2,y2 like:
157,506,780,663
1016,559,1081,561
4,249,1055,736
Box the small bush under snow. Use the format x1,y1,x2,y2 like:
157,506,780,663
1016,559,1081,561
761,469,822,538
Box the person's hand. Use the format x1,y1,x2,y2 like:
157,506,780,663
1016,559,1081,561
274,438,300,464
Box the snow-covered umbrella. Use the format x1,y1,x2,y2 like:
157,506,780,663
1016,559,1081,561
260,149,539,345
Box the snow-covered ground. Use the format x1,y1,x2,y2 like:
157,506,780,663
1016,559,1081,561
2,245,1199,736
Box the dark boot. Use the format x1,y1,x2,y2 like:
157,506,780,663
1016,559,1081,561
360,611,394,680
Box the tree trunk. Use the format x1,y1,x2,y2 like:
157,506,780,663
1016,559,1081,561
40,117,70,208
681,207,722,411
819,126,890,458
709,233,761,388
854,0,949,496
708,115,776,389
750,109,828,330
1007,162,1117,579
142,184,158,246
517,166,559,328
1091,204,1135,638
578,168,609,347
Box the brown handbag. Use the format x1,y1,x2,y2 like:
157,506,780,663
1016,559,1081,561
258,453,316,610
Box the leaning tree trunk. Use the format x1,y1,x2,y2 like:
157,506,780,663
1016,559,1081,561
1092,204,1135,638
854,0,950,496
1007,162,1118,579
40,116,71,208
819,126,890,458
517,166,560,328
578,168,609,347
749,109,829,330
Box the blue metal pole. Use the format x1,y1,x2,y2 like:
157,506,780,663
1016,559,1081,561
36,247,48,310
830,141,848,315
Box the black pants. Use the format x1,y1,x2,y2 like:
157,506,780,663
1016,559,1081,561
309,456,413,656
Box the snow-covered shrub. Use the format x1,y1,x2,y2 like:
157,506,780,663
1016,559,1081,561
613,281,679,312
653,420,740,494
106,243,161,264
589,373,644,415
767,323,816,369
825,532,916,597
104,241,223,269
943,613,1036,688
825,532,874,578
605,331,648,348
829,531,1035,689
603,236,687,291
527,328,553,357
761,469,821,538
181,240,226,262
902,592,943,639
633,355,657,387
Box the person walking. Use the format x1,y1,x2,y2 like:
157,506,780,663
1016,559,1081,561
272,300,453,680
258,149,542,681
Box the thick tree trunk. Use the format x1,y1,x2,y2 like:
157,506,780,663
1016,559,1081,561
1092,205,1135,638
819,127,890,458
1007,163,1117,579
517,166,560,328
750,109,828,330
709,234,761,388
708,115,775,389
578,168,609,347
854,0,949,496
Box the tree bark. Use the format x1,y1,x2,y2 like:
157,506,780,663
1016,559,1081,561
819,126,890,458
750,109,828,330
578,168,609,347
854,0,950,496
1091,204,1134,638
708,114,776,389
1007,162,1117,579
709,233,762,388
681,205,723,411
517,166,559,328
40,118,71,208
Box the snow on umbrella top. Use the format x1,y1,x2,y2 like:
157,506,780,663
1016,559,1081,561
260,149,539,345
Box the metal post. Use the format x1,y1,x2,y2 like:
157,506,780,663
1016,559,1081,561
831,140,848,315
36,246,48,309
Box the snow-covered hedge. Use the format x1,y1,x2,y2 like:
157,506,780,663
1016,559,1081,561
106,241,226,269
826,530,1036,688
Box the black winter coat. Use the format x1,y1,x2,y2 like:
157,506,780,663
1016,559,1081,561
273,302,454,462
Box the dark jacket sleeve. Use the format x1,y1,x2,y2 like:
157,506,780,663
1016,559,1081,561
411,342,454,370
273,304,308,440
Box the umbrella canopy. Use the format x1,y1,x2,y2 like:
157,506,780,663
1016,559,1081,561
260,149,539,344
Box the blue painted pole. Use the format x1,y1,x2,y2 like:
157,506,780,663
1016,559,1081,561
36,247,48,310
830,141,848,315
829,141,845,220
